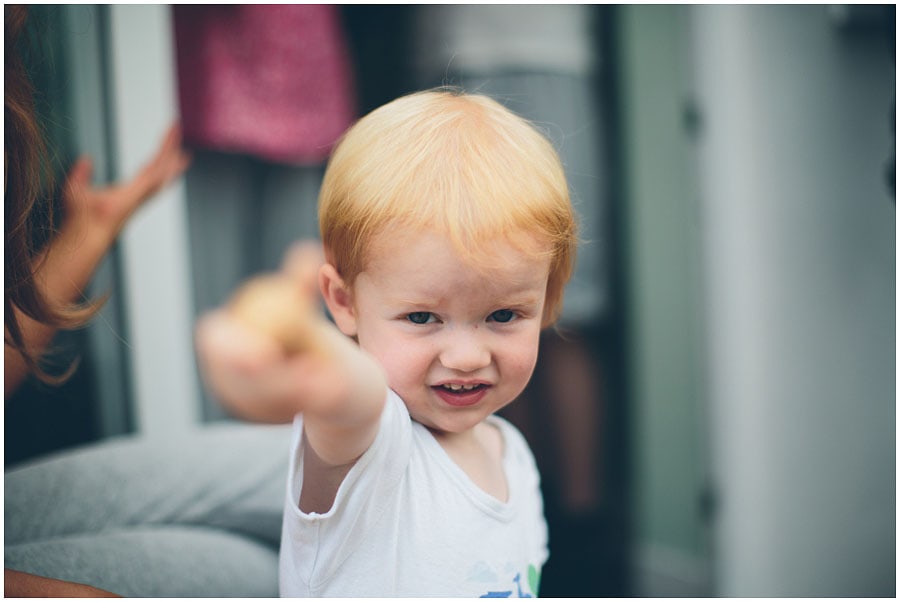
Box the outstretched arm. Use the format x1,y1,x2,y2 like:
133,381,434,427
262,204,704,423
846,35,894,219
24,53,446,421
4,124,191,397
194,243,388,497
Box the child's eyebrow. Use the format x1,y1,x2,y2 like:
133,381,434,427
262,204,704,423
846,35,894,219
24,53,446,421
500,293,544,308
393,292,543,309
392,296,443,309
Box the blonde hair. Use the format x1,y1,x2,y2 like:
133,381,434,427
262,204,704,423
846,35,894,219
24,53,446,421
319,89,577,327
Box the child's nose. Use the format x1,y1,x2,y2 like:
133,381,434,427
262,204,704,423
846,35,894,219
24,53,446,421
438,328,491,373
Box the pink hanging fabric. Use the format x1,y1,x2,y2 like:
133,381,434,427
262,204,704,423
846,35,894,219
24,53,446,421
173,5,356,165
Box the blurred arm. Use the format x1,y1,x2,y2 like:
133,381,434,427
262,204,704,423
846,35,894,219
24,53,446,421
194,244,387,510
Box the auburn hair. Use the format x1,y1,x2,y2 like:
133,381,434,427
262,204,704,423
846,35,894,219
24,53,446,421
5,5,96,384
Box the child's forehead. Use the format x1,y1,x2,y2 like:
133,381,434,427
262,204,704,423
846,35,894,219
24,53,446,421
357,226,551,303
364,224,551,269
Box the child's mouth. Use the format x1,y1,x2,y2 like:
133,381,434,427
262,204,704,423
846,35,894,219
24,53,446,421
432,383,489,406
438,383,485,392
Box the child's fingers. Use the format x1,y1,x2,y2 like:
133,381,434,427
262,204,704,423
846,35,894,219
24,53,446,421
195,311,279,406
281,241,324,298
196,310,304,392
195,310,344,419
227,273,320,355
196,310,283,372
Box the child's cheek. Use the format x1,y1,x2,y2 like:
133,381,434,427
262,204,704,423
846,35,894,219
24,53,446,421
513,340,541,380
366,344,409,388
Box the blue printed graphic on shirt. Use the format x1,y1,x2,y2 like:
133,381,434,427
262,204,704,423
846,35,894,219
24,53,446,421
479,565,540,598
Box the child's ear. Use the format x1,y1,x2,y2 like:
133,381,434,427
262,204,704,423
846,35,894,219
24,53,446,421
319,263,358,336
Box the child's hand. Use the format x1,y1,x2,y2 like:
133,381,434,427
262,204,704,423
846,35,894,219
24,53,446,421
62,123,191,241
195,243,387,429
227,243,323,354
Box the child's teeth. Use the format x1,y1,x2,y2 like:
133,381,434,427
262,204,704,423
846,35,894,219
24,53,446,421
444,384,477,391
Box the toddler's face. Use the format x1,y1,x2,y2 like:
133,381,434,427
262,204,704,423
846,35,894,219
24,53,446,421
347,228,550,435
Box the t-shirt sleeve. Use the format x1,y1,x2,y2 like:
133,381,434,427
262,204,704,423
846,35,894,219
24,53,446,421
280,389,412,589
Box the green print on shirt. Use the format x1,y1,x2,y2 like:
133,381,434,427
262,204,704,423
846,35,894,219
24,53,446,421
527,564,540,596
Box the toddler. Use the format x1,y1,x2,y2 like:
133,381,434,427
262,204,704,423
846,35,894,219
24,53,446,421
196,89,577,597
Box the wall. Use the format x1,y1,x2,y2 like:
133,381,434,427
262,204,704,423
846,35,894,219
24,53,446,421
615,5,711,595
617,5,894,596
691,5,895,596
108,5,201,435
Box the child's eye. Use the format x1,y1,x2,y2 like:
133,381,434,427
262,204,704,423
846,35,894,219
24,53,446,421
406,312,434,324
489,309,515,323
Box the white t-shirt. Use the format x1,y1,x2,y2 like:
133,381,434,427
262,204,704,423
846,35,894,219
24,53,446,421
279,389,549,597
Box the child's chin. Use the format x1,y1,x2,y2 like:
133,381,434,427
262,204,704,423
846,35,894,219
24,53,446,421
417,412,486,436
